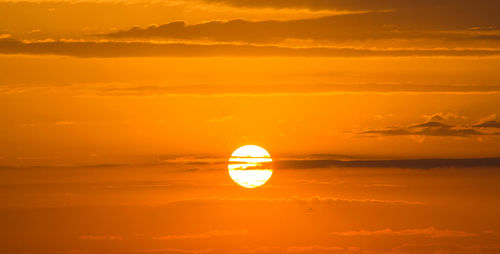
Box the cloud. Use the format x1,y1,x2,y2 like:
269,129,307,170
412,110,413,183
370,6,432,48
362,121,487,137
201,0,500,12
176,196,423,206
236,245,347,254
331,227,476,238
285,246,345,253
478,114,497,122
79,235,123,240
153,230,247,240
75,83,500,96
372,114,394,120
107,248,212,254
103,13,500,44
207,115,233,123
156,155,226,165
151,153,500,170
390,243,500,254
55,121,76,125
0,33,11,39
276,157,500,170
3,38,500,58
361,183,398,188
360,114,500,137
474,121,500,128
20,250,86,254
473,115,500,128
0,1,340,41
24,249,212,254
4,152,500,170
422,112,468,121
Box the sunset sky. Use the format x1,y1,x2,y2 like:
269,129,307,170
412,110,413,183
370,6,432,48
1,1,500,253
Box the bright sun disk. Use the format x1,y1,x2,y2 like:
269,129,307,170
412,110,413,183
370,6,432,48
228,145,273,188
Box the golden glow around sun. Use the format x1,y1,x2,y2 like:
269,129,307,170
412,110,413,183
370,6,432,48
228,145,273,188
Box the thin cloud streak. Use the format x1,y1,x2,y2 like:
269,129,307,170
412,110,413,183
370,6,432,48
175,195,423,206
79,235,123,240
2,156,500,170
331,227,477,238
5,83,497,97
201,0,500,12
235,245,346,254
153,230,247,240
2,38,500,58
93,84,500,96
276,157,500,170
360,118,500,137
106,248,213,254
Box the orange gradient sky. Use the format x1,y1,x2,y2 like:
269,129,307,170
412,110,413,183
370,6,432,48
1,1,500,253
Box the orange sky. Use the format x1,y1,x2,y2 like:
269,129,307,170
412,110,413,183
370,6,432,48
1,1,500,253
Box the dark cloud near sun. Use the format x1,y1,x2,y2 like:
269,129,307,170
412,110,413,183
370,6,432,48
362,121,485,137
360,116,500,137
148,154,500,170
276,157,500,170
3,153,499,170
1,38,500,58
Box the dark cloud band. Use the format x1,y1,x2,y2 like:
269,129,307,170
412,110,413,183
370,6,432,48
104,13,500,43
202,0,500,12
1,38,500,58
276,157,500,169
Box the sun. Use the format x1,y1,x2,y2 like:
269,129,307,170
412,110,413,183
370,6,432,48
228,145,273,188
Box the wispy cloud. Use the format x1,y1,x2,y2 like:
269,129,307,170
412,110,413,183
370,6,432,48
153,230,247,240
235,245,364,254
331,227,477,238
235,245,348,254
2,38,500,58
55,121,77,125
105,248,212,254
474,115,500,128
422,112,468,121
21,250,86,254
361,121,487,136
79,235,123,240
47,83,500,97
276,157,500,170
360,114,500,137
0,33,11,39
207,115,233,123
103,9,500,44
3,153,500,170
391,243,500,254
175,196,423,206
200,0,500,12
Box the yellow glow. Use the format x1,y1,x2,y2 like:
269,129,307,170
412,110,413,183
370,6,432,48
228,145,273,188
